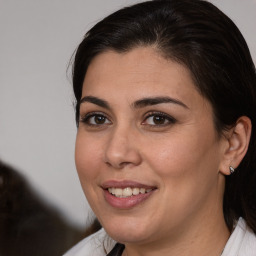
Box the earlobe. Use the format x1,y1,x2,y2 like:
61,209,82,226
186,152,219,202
219,116,252,175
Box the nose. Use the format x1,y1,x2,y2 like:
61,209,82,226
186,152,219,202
104,126,142,169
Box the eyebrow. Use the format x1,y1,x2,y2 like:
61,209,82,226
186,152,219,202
79,96,111,110
133,96,189,109
79,96,188,110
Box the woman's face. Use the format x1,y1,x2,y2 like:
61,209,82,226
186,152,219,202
75,47,227,244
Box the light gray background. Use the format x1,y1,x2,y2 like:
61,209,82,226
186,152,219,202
1,0,256,229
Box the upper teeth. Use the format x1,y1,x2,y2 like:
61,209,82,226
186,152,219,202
108,187,153,198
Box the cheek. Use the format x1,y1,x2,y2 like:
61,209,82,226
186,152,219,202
75,133,103,185
146,135,200,176
144,133,222,223
75,133,106,214
145,129,220,187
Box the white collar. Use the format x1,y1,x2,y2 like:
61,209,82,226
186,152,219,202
222,217,256,256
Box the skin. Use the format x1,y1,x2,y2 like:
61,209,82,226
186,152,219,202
75,47,231,256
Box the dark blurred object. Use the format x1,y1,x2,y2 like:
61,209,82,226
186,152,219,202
0,160,84,256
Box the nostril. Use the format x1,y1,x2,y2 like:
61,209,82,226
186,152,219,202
105,162,112,167
105,160,134,169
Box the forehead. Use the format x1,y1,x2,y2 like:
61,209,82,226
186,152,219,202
82,47,208,110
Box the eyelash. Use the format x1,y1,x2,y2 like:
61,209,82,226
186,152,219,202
142,112,176,127
80,112,112,127
79,111,176,128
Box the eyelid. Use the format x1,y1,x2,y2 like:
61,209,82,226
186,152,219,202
79,111,112,126
142,111,177,126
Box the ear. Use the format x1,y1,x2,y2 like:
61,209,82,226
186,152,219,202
219,116,252,175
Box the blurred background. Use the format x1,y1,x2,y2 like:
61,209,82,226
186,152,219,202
0,0,255,254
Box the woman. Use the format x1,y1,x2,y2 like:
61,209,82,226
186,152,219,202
64,0,256,255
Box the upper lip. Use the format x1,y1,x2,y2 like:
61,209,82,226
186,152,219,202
101,180,157,190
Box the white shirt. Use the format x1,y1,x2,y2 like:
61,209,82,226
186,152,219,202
63,228,115,256
222,218,256,256
64,218,256,256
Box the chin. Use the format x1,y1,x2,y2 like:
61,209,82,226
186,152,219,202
101,217,153,244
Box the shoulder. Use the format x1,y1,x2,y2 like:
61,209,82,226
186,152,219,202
63,228,116,256
222,218,256,256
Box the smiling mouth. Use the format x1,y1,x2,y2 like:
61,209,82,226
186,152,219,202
102,180,157,208
108,187,153,198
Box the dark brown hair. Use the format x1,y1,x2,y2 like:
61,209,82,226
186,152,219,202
71,0,256,232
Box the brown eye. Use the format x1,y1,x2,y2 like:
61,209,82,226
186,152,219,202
80,113,111,126
143,113,176,126
94,115,107,124
152,116,166,125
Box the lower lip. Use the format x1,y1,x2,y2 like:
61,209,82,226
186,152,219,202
103,189,155,209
